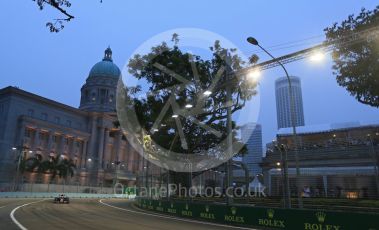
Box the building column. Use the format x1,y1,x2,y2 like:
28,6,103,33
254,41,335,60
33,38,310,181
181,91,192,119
88,116,98,162
102,129,110,169
81,140,88,169
115,131,123,162
97,127,105,170
16,121,26,148
34,128,41,151
47,131,53,156
59,135,65,155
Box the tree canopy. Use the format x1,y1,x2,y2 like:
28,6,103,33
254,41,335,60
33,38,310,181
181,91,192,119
325,6,379,107
123,35,256,167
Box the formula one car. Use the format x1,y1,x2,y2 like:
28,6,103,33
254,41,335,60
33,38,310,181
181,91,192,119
54,194,70,204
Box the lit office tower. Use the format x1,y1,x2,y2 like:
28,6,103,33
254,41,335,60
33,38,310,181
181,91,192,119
241,123,263,175
275,76,305,129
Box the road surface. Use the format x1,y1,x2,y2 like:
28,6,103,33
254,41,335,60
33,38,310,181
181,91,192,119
0,198,256,230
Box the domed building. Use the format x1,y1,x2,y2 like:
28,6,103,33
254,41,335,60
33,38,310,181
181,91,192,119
80,47,121,112
0,48,142,192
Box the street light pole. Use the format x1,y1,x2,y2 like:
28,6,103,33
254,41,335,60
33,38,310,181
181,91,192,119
274,143,291,208
13,147,23,192
225,50,234,206
247,37,303,208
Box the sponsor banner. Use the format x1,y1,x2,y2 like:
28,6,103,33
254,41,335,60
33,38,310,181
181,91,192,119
136,198,379,230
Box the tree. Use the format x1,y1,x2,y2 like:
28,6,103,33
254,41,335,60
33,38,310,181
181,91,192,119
40,155,76,183
32,0,74,32
25,154,44,173
32,0,104,32
125,35,256,190
325,6,379,107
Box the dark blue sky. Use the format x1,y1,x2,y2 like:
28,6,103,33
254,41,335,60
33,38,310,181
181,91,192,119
1,0,378,147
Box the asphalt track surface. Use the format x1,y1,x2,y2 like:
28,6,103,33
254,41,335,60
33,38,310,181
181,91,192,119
0,198,257,230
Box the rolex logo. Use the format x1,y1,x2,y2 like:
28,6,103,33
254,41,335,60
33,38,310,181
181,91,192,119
205,205,210,212
185,204,189,210
231,207,237,215
267,209,275,219
316,212,326,223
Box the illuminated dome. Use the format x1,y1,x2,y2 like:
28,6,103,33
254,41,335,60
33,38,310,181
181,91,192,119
80,47,120,112
88,47,121,78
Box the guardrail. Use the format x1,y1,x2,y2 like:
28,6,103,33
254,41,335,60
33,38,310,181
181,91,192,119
136,198,379,230
0,192,136,199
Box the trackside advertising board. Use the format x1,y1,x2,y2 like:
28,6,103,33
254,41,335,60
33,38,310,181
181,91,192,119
136,199,379,230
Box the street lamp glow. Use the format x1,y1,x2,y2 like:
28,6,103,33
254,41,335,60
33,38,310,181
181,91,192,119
12,147,17,150
203,90,212,96
276,162,281,166
29,150,33,154
172,114,179,118
152,128,159,132
310,51,325,62
87,158,92,162
247,69,261,82
185,104,193,108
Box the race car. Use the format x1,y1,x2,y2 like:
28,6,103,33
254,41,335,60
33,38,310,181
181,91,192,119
54,194,70,204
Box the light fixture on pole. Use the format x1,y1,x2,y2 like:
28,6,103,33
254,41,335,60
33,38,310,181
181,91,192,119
203,90,212,96
247,36,303,209
309,51,325,62
247,68,262,82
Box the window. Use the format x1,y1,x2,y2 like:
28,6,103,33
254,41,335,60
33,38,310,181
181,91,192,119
25,128,32,138
54,116,60,124
0,104,3,114
27,109,34,117
66,120,72,127
100,89,107,104
65,138,69,145
41,113,48,121
53,135,57,143
91,92,96,101
85,90,89,101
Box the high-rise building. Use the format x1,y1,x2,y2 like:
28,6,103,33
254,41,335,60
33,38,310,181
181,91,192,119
275,76,305,129
241,123,263,176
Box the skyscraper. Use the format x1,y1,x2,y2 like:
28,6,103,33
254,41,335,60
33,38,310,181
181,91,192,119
275,76,305,129
241,123,263,175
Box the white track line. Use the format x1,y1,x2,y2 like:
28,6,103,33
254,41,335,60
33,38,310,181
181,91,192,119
99,199,256,230
0,206,6,209
10,199,46,230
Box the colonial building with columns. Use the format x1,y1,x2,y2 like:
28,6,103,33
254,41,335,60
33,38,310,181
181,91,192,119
0,47,142,189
